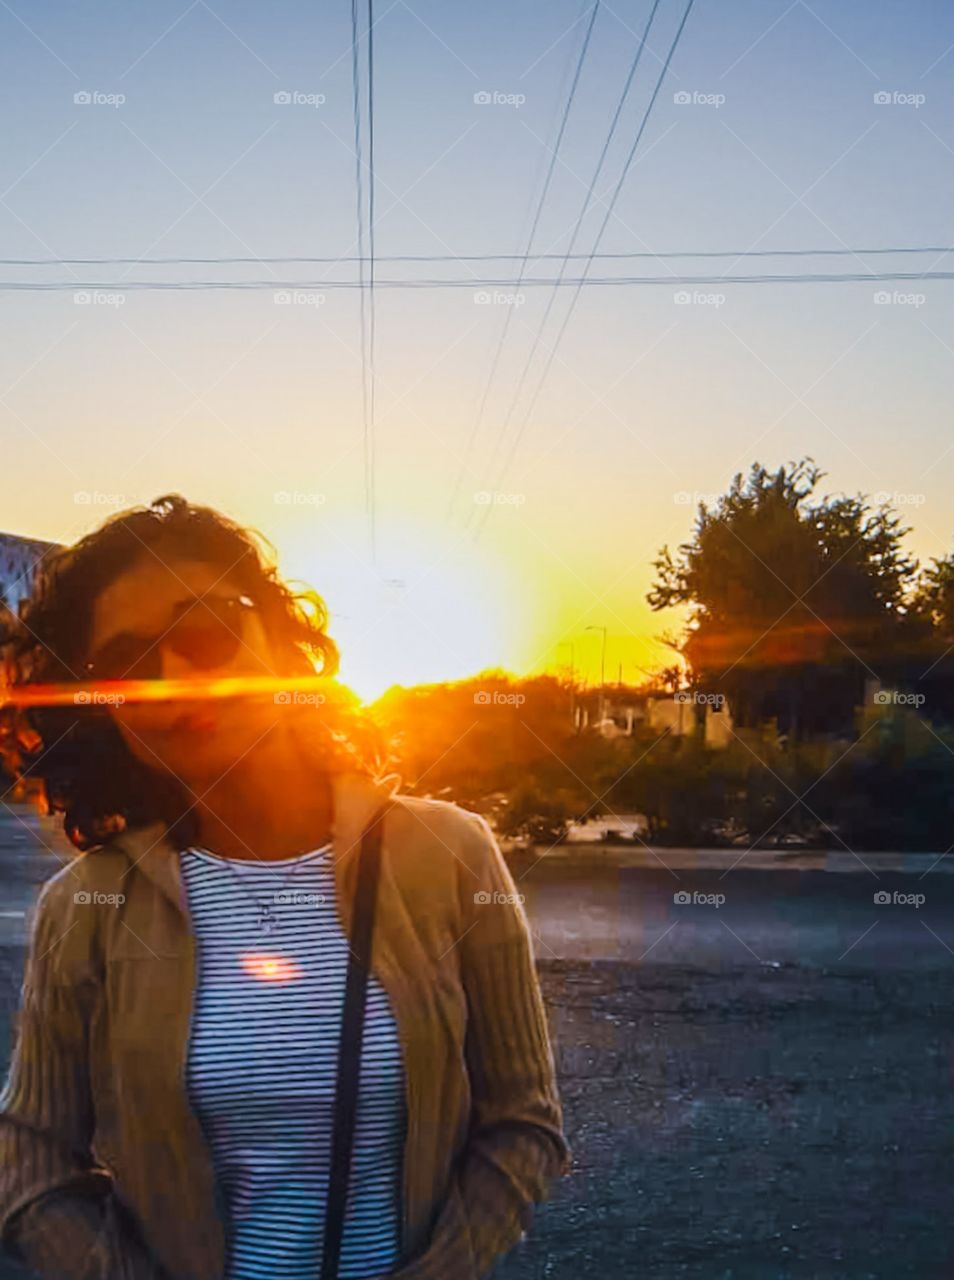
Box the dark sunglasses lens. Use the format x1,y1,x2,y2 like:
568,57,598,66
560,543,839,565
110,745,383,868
169,619,242,670
86,597,251,680
87,638,161,681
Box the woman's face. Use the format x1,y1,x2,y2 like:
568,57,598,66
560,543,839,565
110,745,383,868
86,555,287,782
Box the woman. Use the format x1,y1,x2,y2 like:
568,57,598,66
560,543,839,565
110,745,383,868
0,495,568,1280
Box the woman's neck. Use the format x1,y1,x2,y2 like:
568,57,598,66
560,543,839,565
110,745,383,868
185,727,334,861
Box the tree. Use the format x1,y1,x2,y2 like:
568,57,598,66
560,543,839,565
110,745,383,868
909,548,954,724
648,460,921,736
914,550,954,640
496,782,576,844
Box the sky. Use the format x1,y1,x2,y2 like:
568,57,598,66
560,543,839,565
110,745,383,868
2,0,954,699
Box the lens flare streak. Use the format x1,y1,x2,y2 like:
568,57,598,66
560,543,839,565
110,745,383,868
0,673,338,708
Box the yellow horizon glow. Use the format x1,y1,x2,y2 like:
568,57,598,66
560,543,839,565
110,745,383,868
281,513,529,703
4,503,676,709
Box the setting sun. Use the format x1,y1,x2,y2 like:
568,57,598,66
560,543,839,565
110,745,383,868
281,515,526,702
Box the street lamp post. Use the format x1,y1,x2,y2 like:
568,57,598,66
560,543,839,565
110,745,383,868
586,625,607,729
558,641,576,728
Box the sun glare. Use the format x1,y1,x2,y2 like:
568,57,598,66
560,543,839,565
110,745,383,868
281,516,522,703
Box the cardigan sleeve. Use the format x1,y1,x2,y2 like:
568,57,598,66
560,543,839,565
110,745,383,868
392,811,571,1280
0,871,167,1280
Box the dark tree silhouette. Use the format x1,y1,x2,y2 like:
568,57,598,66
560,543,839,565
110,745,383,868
648,460,922,737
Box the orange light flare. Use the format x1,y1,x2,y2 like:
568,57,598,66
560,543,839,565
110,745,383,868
688,619,844,668
0,673,340,709
239,951,303,984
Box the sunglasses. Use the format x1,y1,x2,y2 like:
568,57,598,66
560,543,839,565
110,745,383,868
82,593,257,682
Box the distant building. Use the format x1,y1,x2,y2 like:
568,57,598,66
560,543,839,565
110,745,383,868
703,697,733,748
565,813,649,843
574,686,733,747
0,531,61,615
645,695,695,737
647,692,734,746
574,691,651,736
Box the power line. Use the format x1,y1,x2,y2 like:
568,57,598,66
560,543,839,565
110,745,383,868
445,0,602,526
465,0,665,533
3,269,953,290
475,0,698,541
350,0,373,563
366,0,379,565
2,245,951,268
520,0,700,439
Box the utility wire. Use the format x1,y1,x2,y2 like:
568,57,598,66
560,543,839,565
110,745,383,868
446,0,602,526
465,0,665,533
475,0,698,540
3,269,953,290
366,0,379,564
350,0,373,562
363,0,379,565
3,245,951,268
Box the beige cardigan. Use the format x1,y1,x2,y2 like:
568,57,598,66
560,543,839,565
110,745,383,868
0,770,569,1279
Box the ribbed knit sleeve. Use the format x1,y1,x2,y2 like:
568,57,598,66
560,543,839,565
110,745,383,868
393,812,570,1280
0,870,166,1280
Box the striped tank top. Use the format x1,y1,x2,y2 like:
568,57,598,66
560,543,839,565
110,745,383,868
179,842,406,1280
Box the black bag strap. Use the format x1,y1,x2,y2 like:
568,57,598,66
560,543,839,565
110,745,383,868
320,801,391,1280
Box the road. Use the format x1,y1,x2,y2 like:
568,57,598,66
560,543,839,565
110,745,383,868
3,807,951,967
1,804,952,1278
517,856,954,970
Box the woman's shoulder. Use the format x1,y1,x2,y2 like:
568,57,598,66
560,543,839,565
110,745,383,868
386,793,503,880
23,850,129,985
30,848,129,932
389,791,495,841
36,846,130,907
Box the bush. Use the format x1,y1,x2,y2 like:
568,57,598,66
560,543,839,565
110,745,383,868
496,784,578,844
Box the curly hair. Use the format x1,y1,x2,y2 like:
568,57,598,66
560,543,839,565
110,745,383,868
0,494,378,852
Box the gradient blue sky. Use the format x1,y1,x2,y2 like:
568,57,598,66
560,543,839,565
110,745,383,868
2,0,953,696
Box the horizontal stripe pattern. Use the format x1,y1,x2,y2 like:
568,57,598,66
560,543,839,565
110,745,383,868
179,843,405,1280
